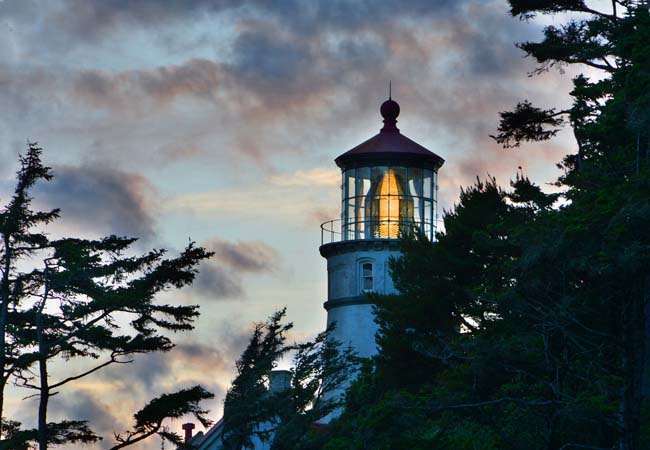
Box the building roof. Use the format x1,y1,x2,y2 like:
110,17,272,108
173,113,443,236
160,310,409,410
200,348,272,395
335,98,445,170
194,418,223,449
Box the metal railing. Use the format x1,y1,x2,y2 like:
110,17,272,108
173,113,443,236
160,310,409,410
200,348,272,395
321,219,343,245
320,218,434,245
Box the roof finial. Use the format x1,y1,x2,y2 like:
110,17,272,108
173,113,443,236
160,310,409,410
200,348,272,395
380,90,400,132
389,80,392,100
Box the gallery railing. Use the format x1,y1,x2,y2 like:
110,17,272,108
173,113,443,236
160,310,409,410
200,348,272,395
320,218,435,245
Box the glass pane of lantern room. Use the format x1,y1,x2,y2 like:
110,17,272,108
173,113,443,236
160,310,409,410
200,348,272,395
355,167,370,237
340,172,346,238
392,167,407,234
370,167,388,190
408,167,423,197
347,198,356,240
370,167,388,238
346,169,356,200
356,195,366,237
423,170,433,200
424,200,433,239
342,172,349,227
413,197,423,232
433,171,438,233
345,170,355,239
433,171,438,201
392,167,407,196
356,167,371,197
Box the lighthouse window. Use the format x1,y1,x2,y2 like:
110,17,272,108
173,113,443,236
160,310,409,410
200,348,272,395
392,167,407,194
408,168,423,197
346,171,355,199
424,200,433,237
356,167,371,197
361,263,373,292
340,165,437,242
423,170,433,199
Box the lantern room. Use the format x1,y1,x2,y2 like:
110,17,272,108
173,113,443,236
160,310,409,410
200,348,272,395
321,97,444,245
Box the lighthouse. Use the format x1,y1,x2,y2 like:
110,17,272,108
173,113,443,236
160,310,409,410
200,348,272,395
183,97,446,447
320,97,444,361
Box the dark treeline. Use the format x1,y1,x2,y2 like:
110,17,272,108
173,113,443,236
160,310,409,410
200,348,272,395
224,1,650,449
318,1,650,449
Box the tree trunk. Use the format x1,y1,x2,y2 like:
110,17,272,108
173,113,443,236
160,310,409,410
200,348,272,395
0,236,13,435
36,292,49,450
37,354,49,450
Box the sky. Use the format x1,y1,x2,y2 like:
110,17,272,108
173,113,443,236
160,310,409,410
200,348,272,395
0,0,605,448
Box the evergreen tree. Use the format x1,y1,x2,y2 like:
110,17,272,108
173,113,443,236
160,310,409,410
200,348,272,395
0,143,60,436
323,2,650,449
110,386,214,449
221,310,293,450
220,310,357,450
0,143,215,449
323,177,556,450
271,326,358,450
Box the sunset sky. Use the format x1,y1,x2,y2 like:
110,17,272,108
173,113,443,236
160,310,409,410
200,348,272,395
0,0,594,448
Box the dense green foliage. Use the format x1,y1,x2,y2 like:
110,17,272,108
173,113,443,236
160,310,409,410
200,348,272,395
316,2,650,450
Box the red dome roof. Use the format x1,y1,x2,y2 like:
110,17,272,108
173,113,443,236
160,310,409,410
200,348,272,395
335,99,444,170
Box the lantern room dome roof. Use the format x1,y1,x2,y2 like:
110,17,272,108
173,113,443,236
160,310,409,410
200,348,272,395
335,98,445,170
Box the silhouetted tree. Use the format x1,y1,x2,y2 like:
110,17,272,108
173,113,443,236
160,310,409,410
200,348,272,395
320,2,650,450
0,143,215,449
220,309,358,450
109,386,214,449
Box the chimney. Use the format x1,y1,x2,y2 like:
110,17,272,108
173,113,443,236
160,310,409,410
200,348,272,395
269,369,292,393
182,422,195,444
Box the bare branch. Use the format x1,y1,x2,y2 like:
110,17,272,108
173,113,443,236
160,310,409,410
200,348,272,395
109,421,162,450
49,353,133,390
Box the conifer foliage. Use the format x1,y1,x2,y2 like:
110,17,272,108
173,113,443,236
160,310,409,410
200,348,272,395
319,2,650,450
0,143,214,449
221,310,358,450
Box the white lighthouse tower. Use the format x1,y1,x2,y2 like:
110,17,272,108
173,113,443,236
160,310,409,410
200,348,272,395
320,96,444,363
182,98,446,447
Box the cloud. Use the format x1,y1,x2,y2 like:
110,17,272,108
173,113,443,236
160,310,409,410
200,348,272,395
89,321,255,429
49,389,119,450
191,262,244,299
208,239,279,273
42,0,462,44
33,164,158,241
173,326,252,378
12,0,533,112
0,0,556,175
190,238,280,300
307,207,340,227
232,28,311,83
269,168,339,188
46,0,240,43
72,59,225,109
165,186,341,235
46,339,238,448
166,167,339,220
